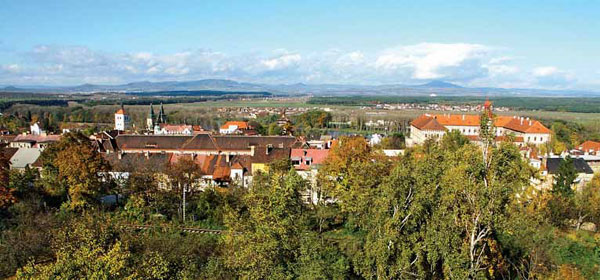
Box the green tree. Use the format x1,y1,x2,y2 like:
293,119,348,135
552,156,577,197
223,169,307,279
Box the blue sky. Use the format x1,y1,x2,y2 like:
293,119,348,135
0,0,599,89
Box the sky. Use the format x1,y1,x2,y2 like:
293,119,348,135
0,0,599,90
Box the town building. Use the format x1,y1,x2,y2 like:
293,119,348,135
114,104,131,131
154,124,205,135
544,157,594,191
407,101,551,146
291,148,330,203
576,140,600,155
9,133,61,149
219,121,252,134
101,134,300,188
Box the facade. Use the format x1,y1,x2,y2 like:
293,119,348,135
291,148,330,203
9,134,61,149
114,105,131,131
154,124,204,135
408,101,551,146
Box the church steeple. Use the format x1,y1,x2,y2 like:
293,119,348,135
147,103,155,131
156,102,167,124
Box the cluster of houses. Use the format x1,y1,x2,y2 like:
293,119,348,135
1,100,598,202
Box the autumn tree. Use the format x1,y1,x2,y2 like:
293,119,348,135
38,132,110,210
166,156,203,222
0,153,15,209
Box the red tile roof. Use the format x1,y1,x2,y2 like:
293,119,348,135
411,114,551,134
290,149,330,171
220,121,249,130
578,140,600,153
410,114,446,131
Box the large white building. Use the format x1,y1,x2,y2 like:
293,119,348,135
407,101,551,146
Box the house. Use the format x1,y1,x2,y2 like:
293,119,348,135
577,140,600,155
154,124,205,135
219,121,251,134
291,148,330,203
10,134,61,149
544,157,594,191
407,101,551,146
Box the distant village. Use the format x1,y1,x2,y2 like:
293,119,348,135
1,100,598,203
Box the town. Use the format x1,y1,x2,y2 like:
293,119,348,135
2,100,596,195
3,1,600,278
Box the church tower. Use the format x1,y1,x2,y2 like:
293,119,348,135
147,103,155,131
115,104,130,131
156,102,167,124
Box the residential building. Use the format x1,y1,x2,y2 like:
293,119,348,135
291,148,330,203
9,134,61,149
577,140,600,155
154,124,205,135
219,121,251,134
544,157,594,191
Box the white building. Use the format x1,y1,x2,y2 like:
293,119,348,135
407,101,551,147
114,105,131,131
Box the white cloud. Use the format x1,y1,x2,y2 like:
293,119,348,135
0,43,582,89
260,53,301,70
375,43,490,80
532,66,575,88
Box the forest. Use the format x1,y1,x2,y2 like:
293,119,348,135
1,127,599,279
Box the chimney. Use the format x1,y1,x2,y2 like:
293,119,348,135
529,120,532,126
520,117,524,125
462,114,465,120
250,145,255,156
226,153,230,163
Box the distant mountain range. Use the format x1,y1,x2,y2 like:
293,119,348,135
2,79,599,97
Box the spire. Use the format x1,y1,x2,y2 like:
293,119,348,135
116,103,126,114
148,103,155,119
156,102,167,124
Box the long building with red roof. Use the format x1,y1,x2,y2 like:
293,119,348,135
408,101,551,146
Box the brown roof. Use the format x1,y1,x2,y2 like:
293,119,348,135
410,114,447,131
181,134,219,150
1,147,18,160
212,135,297,151
495,116,551,134
116,135,192,150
